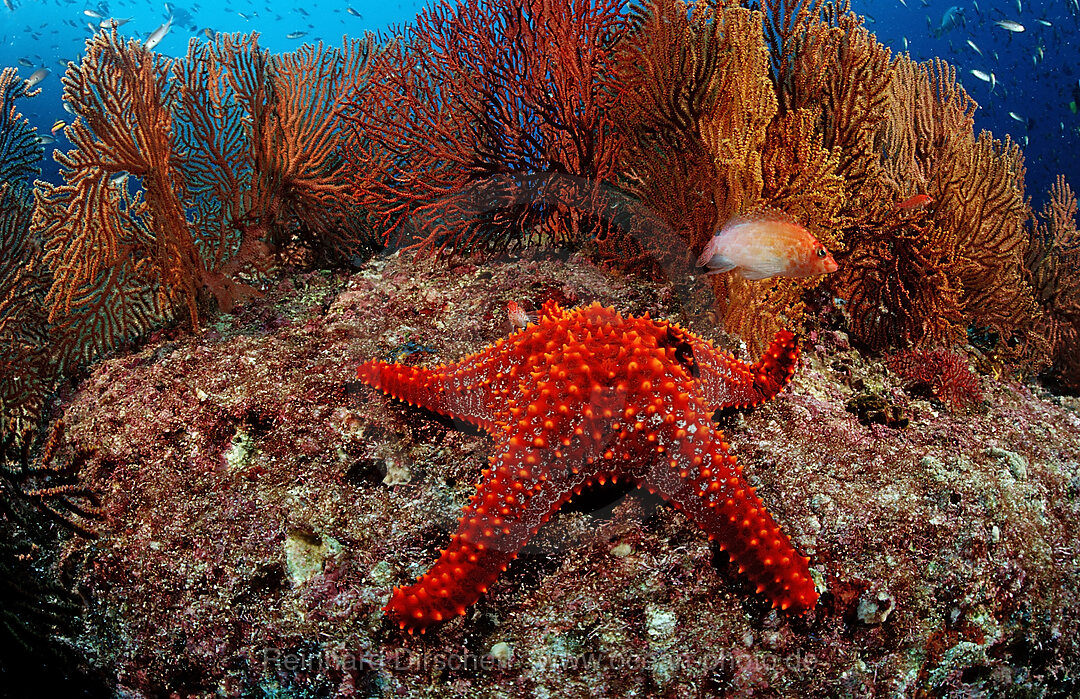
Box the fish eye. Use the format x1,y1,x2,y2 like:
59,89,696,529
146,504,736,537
817,248,827,258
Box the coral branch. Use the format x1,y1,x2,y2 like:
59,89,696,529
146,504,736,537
1025,176,1080,390
343,0,625,256
35,29,379,357
0,67,49,453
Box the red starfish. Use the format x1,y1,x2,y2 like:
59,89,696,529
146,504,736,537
357,301,818,632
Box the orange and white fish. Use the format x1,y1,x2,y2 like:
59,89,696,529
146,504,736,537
895,193,934,210
507,301,534,330
696,211,838,280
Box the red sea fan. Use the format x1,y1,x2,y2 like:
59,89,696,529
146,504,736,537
886,348,983,409
341,0,626,256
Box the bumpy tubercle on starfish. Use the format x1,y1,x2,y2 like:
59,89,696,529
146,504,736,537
357,300,818,632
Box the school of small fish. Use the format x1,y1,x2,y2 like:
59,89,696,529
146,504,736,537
0,0,373,160
889,0,1079,195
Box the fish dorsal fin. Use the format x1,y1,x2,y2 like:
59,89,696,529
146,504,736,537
722,206,802,231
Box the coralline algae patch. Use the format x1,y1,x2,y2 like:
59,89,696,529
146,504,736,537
57,251,1080,697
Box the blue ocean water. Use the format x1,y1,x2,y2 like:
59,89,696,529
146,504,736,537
0,0,425,184
1,0,1076,209
853,0,1080,210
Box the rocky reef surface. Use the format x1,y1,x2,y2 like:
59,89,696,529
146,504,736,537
51,251,1080,697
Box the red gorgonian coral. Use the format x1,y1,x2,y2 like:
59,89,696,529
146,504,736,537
886,348,983,409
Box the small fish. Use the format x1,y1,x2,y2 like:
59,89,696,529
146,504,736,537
507,301,535,330
1015,0,1022,13
994,19,1025,32
25,67,49,86
36,134,56,144
202,27,213,40
1036,18,1051,26
932,6,964,37
696,210,838,280
17,57,33,67
902,36,909,50
82,9,102,18
146,17,171,49
3,0,13,11
99,17,131,28
346,7,362,17
110,172,129,186
50,119,66,134
966,39,982,55
969,69,992,83
286,31,306,39
898,0,907,7
895,194,934,210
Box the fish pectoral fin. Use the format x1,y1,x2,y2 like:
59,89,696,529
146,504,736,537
698,255,737,274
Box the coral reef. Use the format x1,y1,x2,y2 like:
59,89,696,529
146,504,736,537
3,0,1080,694
34,29,380,361
50,253,1080,697
343,0,625,256
0,67,48,453
1026,176,1080,391
887,348,983,409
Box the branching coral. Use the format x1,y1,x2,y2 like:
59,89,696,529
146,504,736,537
887,347,983,409
936,131,1032,342
36,30,192,335
1025,176,1080,391
604,0,840,350
612,0,777,250
0,67,49,454
335,0,1047,361
0,68,102,687
176,34,380,278
829,52,1033,352
35,29,379,359
18,1,1070,383
342,0,626,256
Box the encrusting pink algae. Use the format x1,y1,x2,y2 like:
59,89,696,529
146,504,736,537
52,251,1080,697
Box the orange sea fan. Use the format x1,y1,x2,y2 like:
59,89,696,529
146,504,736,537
35,29,378,363
1025,176,1080,391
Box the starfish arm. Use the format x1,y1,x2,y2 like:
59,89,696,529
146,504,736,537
357,307,572,433
357,355,514,433
690,330,801,410
643,411,818,614
384,437,582,633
